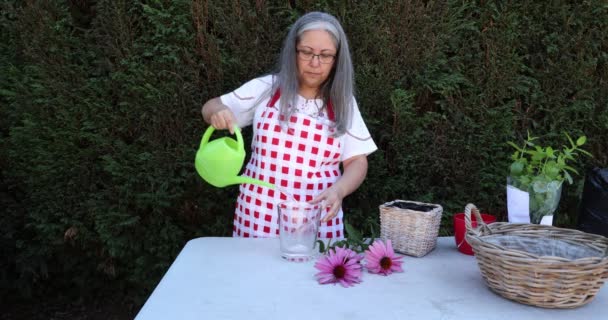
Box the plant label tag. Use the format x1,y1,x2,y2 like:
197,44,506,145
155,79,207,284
507,184,530,223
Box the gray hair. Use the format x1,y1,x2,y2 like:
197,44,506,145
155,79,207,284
273,11,354,136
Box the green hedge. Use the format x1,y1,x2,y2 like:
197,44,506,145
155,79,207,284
1,0,606,305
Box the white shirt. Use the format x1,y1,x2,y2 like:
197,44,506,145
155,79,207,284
220,75,377,161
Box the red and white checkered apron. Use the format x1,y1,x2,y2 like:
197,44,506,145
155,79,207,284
233,90,343,239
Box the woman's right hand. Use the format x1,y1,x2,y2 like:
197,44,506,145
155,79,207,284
209,107,237,134
201,98,237,134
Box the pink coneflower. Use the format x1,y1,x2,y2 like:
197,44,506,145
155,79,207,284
364,239,404,275
314,247,363,287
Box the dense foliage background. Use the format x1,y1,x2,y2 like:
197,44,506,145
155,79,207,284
1,0,607,313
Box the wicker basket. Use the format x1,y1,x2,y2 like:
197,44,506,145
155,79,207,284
464,203,608,308
379,200,443,257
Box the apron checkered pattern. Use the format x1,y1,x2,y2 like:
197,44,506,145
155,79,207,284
233,90,343,239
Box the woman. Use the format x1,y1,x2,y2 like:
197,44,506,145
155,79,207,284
201,11,377,239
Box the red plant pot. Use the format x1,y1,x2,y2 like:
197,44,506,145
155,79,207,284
453,212,497,255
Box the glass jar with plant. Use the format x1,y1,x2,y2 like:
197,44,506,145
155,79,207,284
507,132,591,224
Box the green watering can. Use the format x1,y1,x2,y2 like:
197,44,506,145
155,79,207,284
195,125,275,189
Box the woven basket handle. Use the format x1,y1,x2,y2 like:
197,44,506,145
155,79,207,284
464,203,491,236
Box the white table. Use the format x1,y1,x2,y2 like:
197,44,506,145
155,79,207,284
135,237,607,320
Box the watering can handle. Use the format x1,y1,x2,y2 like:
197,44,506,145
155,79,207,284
200,126,215,149
233,125,244,151
200,125,242,149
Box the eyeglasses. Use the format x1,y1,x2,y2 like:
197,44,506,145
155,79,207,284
296,50,336,64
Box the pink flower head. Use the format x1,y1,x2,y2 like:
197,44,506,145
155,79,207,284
314,247,363,287
364,239,404,276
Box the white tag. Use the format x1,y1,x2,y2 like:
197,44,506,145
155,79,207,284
539,215,553,226
507,184,530,223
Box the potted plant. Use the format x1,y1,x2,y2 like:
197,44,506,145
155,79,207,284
507,132,591,224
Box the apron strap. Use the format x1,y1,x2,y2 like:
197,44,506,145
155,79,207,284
268,89,281,109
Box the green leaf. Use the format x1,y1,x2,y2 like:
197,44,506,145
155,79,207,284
316,240,326,253
507,141,524,152
344,221,362,242
526,131,539,142
531,151,545,162
545,161,560,178
565,132,575,147
563,165,579,175
576,136,587,146
578,149,593,157
564,171,573,184
0,89,17,97
369,222,377,239
510,161,524,176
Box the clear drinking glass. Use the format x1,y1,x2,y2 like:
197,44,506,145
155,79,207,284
278,201,322,262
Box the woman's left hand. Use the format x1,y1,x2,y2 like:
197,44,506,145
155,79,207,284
309,155,369,223
309,185,345,222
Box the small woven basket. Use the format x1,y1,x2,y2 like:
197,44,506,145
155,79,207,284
379,200,443,257
464,203,608,308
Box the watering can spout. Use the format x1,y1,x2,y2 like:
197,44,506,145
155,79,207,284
232,176,275,189
195,125,276,190
204,174,276,189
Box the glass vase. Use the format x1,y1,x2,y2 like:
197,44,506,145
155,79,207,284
507,176,563,224
528,179,563,224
